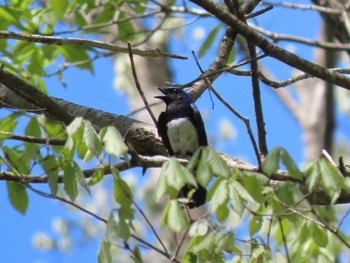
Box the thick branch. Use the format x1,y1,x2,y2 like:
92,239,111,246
190,0,350,88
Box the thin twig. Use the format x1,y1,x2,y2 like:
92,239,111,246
0,30,187,59
191,51,262,167
278,218,291,263
126,184,169,255
171,227,190,260
27,184,107,223
261,1,341,14
127,42,158,126
0,131,66,145
337,206,350,232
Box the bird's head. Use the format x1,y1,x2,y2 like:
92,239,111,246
155,87,193,105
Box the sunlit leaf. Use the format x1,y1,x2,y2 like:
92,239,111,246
249,215,262,236
98,240,111,263
189,219,209,237
103,126,128,157
163,200,189,233
63,162,78,201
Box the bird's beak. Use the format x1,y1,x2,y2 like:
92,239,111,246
155,87,168,100
154,95,166,100
157,87,169,95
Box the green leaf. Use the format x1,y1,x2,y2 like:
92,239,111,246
280,148,303,180
66,117,84,136
228,184,245,216
28,49,44,75
87,167,105,186
42,154,59,196
106,213,118,241
162,200,189,233
242,173,268,203
103,126,128,157
249,215,262,236
311,223,328,248
0,112,20,134
7,181,29,214
209,179,228,213
98,240,112,263
262,147,281,176
62,137,75,160
50,0,69,16
74,10,87,27
63,162,78,201
155,165,168,202
206,146,231,178
216,202,230,221
59,45,93,72
199,24,222,57
117,218,130,240
132,246,143,263
275,182,310,210
0,6,19,24
319,159,344,204
83,120,102,157
189,219,209,237
192,231,216,254
230,180,255,203
164,158,197,192
113,170,133,207
195,149,213,187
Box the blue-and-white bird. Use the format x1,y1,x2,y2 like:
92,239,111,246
155,87,207,208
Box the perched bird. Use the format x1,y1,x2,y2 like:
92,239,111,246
155,87,208,208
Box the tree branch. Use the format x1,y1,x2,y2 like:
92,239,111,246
0,30,187,59
190,0,350,88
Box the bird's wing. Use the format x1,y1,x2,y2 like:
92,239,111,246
157,112,174,155
190,104,208,146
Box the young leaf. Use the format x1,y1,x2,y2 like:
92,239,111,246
165,200,189,233
7,181,29,214
113,171,133,207
311,223,328,248
42,154,59,196
192,231,216,254
199,24,222,57
189,219,209,237
206,146,231,178
209,179,228,213
155,166,168,202
262,147,281,176
165,158,197,191
63,162,78,201
280,148,303,180
319,159,344,204
66,117,83,136
103,126,128,157
249,215,262,237
87,168,105,186
242,172,268,203
83,121,102,158
98,240,112,263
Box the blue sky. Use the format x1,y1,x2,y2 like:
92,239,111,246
2,0,350,262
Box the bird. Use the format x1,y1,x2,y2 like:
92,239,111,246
155,87,208,208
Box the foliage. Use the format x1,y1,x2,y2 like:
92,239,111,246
1,0,350,262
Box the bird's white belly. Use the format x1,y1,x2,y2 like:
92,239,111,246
166,118,199,157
